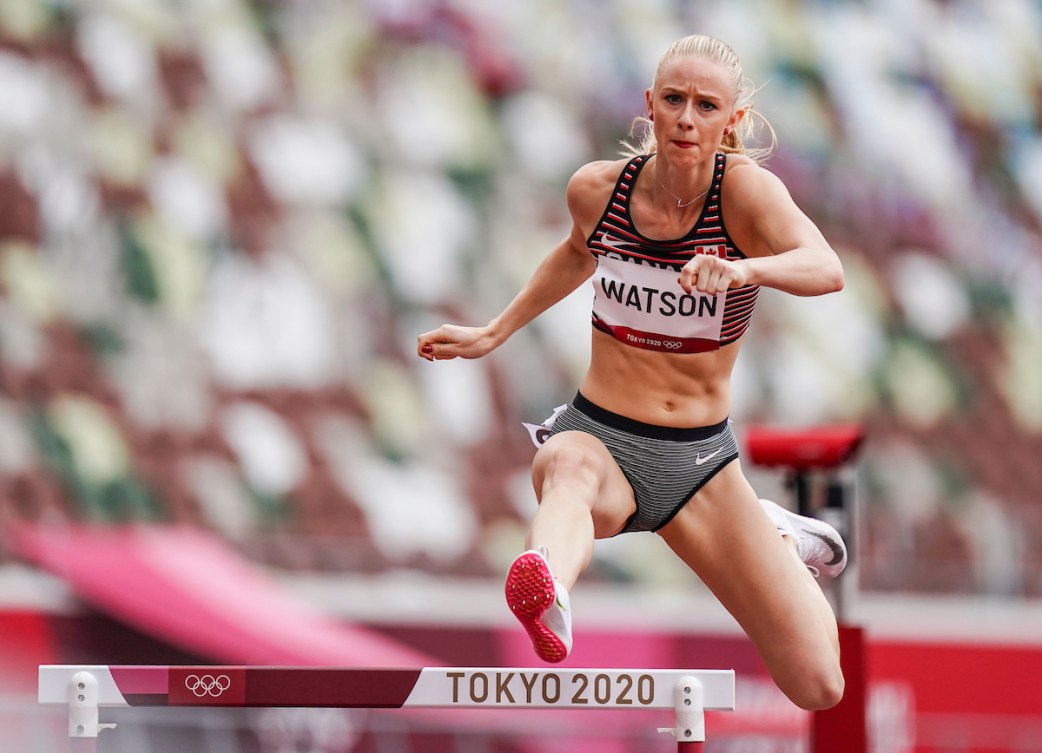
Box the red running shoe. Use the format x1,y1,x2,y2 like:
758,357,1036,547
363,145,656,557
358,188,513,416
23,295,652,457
505,549,572,663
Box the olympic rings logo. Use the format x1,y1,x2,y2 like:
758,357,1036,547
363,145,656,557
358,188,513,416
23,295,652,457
185,674,232,697
664,341,683,350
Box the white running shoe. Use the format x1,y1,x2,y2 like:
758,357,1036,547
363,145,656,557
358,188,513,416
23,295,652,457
759,499,847,579
505,549,573,663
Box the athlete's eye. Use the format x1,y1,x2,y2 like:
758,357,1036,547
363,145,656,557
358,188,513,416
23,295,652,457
665,94,683,105
698,100,717,111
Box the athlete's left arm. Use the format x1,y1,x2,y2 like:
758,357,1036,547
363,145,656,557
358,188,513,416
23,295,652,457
727,161,843,296
679,161,843,297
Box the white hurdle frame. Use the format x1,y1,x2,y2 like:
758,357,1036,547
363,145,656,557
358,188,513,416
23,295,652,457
40,665,735,752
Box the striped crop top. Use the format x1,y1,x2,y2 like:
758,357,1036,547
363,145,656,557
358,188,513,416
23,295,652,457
586,153,759,354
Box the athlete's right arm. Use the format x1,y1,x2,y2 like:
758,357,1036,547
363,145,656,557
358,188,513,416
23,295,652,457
416,225,593,361
416,163,613,362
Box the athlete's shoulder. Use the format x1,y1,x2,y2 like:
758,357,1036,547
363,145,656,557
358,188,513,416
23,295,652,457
722,153,785,190
568,158,632,192
566,158,632,221
721,153,793,210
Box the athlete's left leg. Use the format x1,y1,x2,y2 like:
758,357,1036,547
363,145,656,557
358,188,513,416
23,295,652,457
656,460,843,711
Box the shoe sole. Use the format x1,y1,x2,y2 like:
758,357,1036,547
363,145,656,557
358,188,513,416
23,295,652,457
505,552,568,663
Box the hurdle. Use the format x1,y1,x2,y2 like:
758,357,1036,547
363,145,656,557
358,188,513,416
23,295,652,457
40,665,735,751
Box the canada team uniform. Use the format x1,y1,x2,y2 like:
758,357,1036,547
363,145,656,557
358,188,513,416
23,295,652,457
527,152,756,533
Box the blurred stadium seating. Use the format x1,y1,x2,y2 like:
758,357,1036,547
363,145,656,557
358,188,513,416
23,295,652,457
0,0,1040,602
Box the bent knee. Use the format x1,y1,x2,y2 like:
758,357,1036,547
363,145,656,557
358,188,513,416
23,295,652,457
783,664,844,711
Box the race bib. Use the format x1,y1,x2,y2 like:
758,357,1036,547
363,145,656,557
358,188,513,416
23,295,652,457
592,254,725,353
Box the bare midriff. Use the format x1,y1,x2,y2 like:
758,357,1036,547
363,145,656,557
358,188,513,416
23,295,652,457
578,329,742,428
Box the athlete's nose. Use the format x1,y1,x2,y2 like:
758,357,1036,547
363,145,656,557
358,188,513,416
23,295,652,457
678,103,696,129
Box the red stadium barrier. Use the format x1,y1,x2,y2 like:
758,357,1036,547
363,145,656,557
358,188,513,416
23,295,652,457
745,424,864,471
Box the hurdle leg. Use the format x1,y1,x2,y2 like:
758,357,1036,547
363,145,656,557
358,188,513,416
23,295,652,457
673,675,705,752
65,670,115,753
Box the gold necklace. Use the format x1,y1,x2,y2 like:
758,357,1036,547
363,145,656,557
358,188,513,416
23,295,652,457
654,159,710,208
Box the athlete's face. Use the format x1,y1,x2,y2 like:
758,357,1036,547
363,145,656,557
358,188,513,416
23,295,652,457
646,55,744,163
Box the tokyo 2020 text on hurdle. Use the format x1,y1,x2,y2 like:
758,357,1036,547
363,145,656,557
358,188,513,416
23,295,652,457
39,665,736,752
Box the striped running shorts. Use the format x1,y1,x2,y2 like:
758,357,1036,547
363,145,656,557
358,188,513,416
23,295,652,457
524,392,739,534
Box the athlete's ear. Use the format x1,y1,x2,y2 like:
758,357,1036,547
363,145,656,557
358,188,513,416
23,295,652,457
727,107,747,132
645,88,654,120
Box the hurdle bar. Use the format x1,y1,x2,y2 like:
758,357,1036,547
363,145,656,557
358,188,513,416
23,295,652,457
40,665,734,751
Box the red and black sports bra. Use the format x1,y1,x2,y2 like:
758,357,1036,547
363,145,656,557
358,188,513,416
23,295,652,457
586,153,759,354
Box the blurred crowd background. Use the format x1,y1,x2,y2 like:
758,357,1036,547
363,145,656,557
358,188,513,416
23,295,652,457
0,0,1040,599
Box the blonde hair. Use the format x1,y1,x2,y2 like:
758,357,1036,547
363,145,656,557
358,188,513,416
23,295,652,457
620,34,775,162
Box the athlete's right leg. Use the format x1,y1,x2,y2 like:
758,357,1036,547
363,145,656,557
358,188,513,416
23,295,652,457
506,430,636,663
526,430,637,588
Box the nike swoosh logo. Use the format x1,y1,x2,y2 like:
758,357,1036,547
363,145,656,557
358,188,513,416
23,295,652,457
803,529,845,566
600,232,629,251
694,449,722,466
